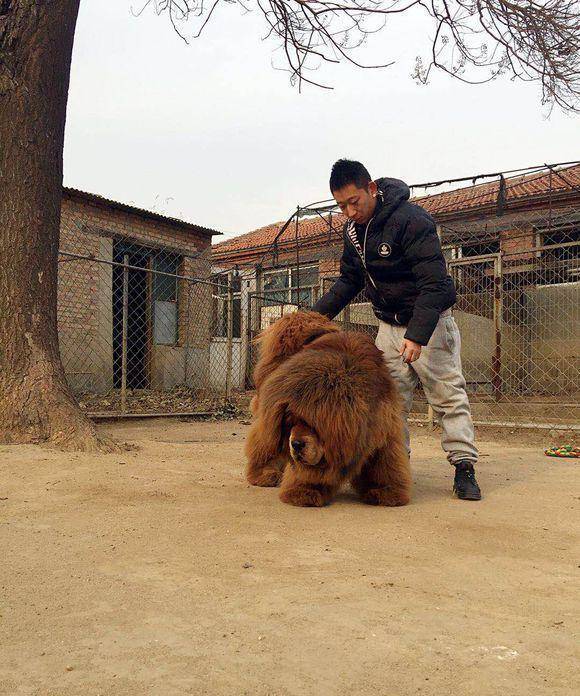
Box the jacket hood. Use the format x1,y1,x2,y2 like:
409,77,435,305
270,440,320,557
374,177,410,223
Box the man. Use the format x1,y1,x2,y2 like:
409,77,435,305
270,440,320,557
312,159,481,500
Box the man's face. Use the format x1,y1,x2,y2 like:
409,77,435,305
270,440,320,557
332,181,378,225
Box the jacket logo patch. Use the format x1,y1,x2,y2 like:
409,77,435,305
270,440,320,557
378,242,391,257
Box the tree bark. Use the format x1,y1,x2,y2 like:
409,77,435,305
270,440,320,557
0,1,111,450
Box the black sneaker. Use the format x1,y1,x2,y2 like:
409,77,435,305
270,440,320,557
453,461,482,501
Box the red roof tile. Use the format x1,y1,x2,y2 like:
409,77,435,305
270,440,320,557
213,213,347,258
213,164,580,258
414,163,580,217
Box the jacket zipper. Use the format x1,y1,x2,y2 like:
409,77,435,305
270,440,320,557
346,217,378,290
362,217,378,289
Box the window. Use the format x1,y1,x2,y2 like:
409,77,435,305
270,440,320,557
444,240,500,261
461,240,500,257
263,269,288,305
152,254,180,346
442,245,460,264
291,266,319,306
443,241,498,292
537,224,580,284
540,226,579,259
212,273,242,339
262,265,319,308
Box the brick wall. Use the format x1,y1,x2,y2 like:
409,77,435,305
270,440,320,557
500,224,536,261
58,194,214,394
319,258,340,279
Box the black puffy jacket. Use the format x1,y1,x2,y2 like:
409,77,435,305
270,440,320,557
312,177,456,346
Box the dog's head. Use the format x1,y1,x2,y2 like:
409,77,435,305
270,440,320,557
288,420,325,468
253,310,339,391
256,310,339,357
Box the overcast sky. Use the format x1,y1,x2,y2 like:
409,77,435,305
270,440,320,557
64,1,579,238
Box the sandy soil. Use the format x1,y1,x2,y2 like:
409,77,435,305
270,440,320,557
0,420,578,696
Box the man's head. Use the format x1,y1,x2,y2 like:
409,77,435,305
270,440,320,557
329,159,378,225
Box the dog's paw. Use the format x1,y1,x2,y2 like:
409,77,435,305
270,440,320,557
247,467,282,487
279,486,329,507
360,487,410,507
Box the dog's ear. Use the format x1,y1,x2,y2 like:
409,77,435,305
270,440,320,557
252,395,291,457
271,401,293,452
281,407,299,433
280,407,295,450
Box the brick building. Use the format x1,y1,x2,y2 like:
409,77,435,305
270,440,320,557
212,164,580,425
58,188,220,397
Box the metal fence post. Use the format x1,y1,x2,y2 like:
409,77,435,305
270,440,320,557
225,275,234,400
492,255,503,402
121,253,129,413
344,303,351,332
244,291,254,389
183,281,192,387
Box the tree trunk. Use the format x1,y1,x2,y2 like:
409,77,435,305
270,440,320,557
0,1,111,450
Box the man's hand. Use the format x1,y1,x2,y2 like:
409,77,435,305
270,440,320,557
399,338,422,364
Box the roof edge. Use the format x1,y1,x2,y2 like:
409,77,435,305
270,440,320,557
214,187,580,257
424,189,579,222
63,187,222,237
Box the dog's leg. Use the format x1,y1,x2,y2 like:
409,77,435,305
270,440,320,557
279,467,337,507
353,431,412,506
245,418,286,486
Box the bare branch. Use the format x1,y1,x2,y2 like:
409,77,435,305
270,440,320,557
135,0,580,111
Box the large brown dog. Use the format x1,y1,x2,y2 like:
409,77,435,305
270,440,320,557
245,311,411,507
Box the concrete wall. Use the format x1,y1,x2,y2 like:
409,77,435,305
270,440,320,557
454,282,579,396
526,283,579,394
209,339,244,390
151,346,211,390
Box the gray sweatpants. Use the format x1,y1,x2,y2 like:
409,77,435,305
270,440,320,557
376,312,478,465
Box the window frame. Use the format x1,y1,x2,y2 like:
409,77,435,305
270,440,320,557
152,253,181,347
262,264,319,308
211,271,242,339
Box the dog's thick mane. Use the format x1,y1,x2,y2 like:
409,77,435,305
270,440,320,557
252,310,339,392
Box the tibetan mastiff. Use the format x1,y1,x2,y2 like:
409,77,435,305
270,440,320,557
245,310,411,507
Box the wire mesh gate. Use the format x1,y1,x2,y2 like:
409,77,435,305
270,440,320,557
449,249,579,428
58,245,242,417
440,205,579,429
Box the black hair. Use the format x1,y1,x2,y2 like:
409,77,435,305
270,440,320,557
329,159,372,192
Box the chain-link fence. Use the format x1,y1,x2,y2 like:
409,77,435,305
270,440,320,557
241,204,579,432
58,168,579,429
57,206,243,417
440,206,579,429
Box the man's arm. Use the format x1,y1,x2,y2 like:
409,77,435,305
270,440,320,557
311,238,364,319
401,213,457,347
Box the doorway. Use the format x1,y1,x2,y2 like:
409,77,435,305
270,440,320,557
112,241,151,389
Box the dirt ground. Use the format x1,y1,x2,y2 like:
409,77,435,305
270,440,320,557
0,420,578,696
